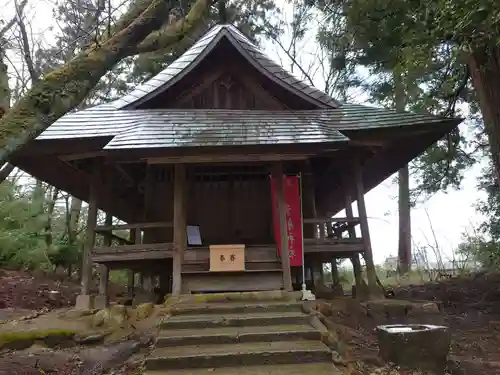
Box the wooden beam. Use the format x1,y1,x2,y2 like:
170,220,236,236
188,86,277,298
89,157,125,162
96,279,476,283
271,162,293,291
59,151,105,161
301,161,317,239
95,221,173,232
93,243,174,254
304,238,363,245
353,158,380,295
147,154,311,165
102,214,113,247
172,163,187,295
303,217,360,224
81,172,99,295
343,172,365,293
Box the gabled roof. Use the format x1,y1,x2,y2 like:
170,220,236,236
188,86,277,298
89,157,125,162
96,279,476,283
31,24,461,151
36,105,459,149
99,24,339,110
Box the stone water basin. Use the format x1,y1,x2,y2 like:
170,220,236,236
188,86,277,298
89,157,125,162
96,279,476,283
376,324,451,373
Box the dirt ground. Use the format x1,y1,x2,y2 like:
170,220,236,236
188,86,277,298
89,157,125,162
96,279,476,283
0,269,156,375
324,272,500,374
2,269,500,374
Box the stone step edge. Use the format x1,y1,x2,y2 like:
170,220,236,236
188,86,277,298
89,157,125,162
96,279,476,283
145,347,332,371
165,291,302,305
158,314,307,329
156,329,321,347
167,301,304,316
144,362,341,375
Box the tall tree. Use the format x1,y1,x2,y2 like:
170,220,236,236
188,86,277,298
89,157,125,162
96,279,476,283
340,0,497,183
0,0,215,165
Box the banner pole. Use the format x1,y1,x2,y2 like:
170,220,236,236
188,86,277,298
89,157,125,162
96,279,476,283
298,172,306,292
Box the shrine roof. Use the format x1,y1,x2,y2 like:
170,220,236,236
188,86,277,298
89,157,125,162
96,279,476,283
36,106,459,149
97,24,339,110
34,24,461,149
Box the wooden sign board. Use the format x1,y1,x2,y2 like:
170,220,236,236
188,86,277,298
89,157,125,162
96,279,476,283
209,244,245,272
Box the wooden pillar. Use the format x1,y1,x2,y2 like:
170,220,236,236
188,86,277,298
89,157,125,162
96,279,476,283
127,229,139,297
75,174,98,309
344,174,367,294
272,162,293,291
301,162,317,239
353,158,381,296
81,180,98,294
331,260,340,285
96,213,112,309
326,221,333,237
172,163,187,296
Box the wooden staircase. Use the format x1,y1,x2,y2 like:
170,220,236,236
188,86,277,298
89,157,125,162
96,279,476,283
145,299,340,374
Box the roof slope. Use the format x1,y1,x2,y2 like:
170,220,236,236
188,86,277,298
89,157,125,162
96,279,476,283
31,24,461,150
36,106,459,149
100,24,338,110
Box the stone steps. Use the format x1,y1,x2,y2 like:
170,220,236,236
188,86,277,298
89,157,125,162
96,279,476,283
158,311,307,330
146,362,341,375
147,295,334,373
145,340,332,371
167,301,303,316
156,324,320,347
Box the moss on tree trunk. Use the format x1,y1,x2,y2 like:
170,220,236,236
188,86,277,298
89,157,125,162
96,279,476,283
0,0,211,165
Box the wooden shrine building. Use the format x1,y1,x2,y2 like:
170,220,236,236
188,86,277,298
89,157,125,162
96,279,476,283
9,25,461,308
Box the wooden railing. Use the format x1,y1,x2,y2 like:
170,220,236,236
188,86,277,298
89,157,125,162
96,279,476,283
302,217,364,254
92,221,175,262
93,242,174,254
303,217,360,239
95,221,173,233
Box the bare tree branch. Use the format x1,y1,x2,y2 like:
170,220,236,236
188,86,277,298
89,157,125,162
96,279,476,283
15,0,39,84
0,0,213,165
0,0,28,39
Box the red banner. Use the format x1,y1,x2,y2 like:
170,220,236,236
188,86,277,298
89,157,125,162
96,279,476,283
270,175,303,267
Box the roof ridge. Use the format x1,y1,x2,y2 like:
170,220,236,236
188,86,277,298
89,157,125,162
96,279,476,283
102,23,338,110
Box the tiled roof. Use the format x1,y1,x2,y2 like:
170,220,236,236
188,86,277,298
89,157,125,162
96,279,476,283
98,24,339,109
36,106,459,149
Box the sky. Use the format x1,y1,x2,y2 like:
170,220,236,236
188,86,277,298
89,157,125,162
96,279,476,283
1,0,487,265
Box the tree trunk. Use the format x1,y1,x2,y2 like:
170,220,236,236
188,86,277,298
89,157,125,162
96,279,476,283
394,71,412,275
44,188,60,249
69,197,83,243
0,44,14,183
468,45,500,184
0,0,211,165
398,166,411,274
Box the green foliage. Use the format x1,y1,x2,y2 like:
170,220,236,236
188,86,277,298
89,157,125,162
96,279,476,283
456,235,500,269
310,0,482,201
0,180,84,272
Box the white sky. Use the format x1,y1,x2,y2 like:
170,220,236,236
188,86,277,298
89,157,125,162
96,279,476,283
1,0,486,265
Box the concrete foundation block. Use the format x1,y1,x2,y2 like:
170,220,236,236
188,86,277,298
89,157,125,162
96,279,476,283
94,294,109,310
75,294,94,310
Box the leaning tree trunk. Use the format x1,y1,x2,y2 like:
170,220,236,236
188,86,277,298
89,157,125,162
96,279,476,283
0,0,211,164
469,45,500,184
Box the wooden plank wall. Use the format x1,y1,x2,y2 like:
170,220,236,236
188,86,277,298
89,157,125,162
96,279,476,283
146,165,274,246
188,172,273,245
